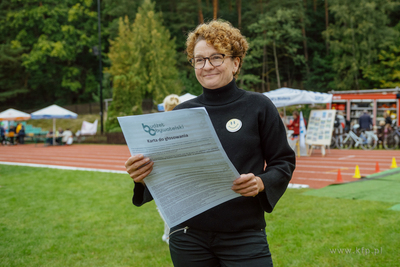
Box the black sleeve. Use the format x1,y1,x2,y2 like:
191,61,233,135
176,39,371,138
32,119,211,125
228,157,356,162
132,182,154,206
257,100,296,212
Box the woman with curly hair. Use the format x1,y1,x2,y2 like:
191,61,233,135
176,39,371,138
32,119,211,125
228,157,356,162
125,20,295,266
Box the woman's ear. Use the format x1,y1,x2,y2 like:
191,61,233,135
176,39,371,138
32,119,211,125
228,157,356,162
233,57,240,73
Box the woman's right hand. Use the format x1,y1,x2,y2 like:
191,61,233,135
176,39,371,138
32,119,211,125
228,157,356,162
125,154,154,185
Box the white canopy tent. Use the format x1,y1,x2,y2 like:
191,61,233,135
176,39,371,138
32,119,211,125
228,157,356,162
31,104,78,145
178,93,197,103
263,87,333,108
0,108,31,121
263,87,333,122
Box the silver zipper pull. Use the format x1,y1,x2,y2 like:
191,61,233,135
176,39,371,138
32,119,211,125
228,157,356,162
168,226,190,237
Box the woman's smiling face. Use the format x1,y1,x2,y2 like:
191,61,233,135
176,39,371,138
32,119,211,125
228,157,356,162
193,40,239,89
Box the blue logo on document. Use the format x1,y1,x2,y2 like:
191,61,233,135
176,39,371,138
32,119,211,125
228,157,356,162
142,123,156,136
142,122,184,136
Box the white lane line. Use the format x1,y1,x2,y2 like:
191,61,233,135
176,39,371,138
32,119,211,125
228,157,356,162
0,162,127,174
288,183,310,189
296,177,336,181
338,155,356,160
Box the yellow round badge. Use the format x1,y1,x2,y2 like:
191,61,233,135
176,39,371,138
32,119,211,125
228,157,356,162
226,119,242,133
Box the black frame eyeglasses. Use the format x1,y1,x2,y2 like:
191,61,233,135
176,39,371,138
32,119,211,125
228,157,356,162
189,54,231,69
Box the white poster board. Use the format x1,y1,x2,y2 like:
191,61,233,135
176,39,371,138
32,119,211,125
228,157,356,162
306,109,336,146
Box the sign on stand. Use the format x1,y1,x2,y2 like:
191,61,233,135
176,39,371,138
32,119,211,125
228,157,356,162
306,109,336,156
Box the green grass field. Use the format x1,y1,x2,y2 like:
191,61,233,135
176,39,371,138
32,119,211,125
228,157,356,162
1,165,399,266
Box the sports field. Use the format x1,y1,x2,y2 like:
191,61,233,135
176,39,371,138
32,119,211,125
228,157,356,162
1,144,399,266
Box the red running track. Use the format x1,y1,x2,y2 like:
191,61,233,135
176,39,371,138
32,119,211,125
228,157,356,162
1,144,398,189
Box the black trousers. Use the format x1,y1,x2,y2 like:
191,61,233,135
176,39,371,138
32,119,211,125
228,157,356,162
169,226,273,267
18,135,25,144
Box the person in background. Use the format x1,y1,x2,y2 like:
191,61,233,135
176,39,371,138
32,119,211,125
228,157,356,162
0,124,5,145
287,110,300,137
17,124,26,144
333,111,346,135
163,94,180,112
45,129,54,146
8,124,16,145
383,112,392,130
125,20,295,266
16,123,22,144
359,109,373,131
56,127,63,145
61,128,74,145
377,120,386,148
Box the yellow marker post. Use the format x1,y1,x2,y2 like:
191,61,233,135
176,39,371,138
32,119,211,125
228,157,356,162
353,165,361,179
390,157,398,169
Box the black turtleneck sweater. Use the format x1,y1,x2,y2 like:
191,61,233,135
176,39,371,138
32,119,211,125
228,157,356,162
133,79,296,232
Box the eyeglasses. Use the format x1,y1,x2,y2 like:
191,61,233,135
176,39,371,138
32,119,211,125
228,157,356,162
189,54,231,69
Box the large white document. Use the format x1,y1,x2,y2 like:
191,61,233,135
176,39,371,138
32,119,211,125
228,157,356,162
118,108,240,228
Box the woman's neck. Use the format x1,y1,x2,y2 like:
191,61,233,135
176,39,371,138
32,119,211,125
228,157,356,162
198,79,244,106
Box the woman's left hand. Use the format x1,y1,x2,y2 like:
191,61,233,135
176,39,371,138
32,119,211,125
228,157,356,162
231,173,265,197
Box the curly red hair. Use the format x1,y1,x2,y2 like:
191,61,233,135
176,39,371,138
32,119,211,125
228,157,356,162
186,20,249,78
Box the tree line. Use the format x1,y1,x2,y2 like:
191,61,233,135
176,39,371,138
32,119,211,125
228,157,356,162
1,0,399,121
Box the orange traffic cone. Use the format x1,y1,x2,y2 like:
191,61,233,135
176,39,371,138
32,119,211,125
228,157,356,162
336,169,343,183
353,165,361,179
375,162,380,173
